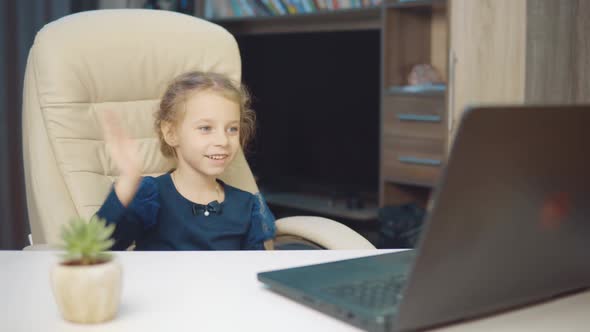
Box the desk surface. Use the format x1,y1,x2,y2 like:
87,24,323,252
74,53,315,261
1,250,589,332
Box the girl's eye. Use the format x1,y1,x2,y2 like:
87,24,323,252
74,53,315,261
198,126,212,132
228,127,239,134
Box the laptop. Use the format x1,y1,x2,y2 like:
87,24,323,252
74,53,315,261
258,105,590,332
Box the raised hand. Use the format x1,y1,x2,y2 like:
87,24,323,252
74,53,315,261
99,110,143,206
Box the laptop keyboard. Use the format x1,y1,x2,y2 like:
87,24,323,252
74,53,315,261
321,274,408,309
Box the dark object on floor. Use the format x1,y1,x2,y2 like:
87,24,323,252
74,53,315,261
345,193,364,210
378,204,425,248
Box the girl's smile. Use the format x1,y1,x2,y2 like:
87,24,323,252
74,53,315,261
205,153,230,167
205,154,229,160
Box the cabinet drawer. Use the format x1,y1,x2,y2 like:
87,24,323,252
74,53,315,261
382,95,446,139
381,135,445,187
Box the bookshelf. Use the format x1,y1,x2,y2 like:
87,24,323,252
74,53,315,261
196,1,383,34
210,7,381,34
385,0,444,8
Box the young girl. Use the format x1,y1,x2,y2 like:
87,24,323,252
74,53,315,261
96,71,276,250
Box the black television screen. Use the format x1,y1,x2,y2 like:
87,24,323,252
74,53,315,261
238,30,380,197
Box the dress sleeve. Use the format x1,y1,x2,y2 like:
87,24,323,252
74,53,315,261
243,192,277,250
96,177,160,250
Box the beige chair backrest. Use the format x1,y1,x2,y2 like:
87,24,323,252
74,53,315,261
22,9,259,245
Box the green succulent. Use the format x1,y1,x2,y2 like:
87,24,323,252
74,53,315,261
59,216,115,265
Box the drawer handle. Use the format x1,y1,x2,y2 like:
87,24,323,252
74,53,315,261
397,114,442,123
398,156,442,166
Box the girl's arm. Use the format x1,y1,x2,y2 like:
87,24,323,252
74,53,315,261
98,110,151,249
243,193,277,250
97,177,159,250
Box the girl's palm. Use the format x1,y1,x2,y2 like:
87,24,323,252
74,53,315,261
100,111,142,178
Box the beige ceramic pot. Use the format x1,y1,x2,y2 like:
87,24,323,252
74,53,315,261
51,259,122,324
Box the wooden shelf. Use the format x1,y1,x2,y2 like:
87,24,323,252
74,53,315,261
382,176,438,188
383,4,448,87
385,0,445,8
386,84,446,96
210,7,382,35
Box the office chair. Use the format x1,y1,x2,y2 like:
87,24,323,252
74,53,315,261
21,9,375,250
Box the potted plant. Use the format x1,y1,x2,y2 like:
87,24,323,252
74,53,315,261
51,216,122,324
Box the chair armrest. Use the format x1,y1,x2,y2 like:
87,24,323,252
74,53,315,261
23,244,59,251
275,216,376,250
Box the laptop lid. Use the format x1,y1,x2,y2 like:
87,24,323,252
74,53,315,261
394,105,590,331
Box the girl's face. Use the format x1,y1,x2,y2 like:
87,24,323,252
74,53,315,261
172,89,241,178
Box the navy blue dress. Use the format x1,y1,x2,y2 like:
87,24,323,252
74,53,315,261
96,173,276,250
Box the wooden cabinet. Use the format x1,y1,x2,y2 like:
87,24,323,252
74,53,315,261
382,96,446,139
448,0,590,144
447,0,527,142
380,0,449,207
381,135,445,186
381,95,446,187
379,0,590,207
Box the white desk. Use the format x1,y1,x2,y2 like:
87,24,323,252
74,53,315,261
1,250,589,332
